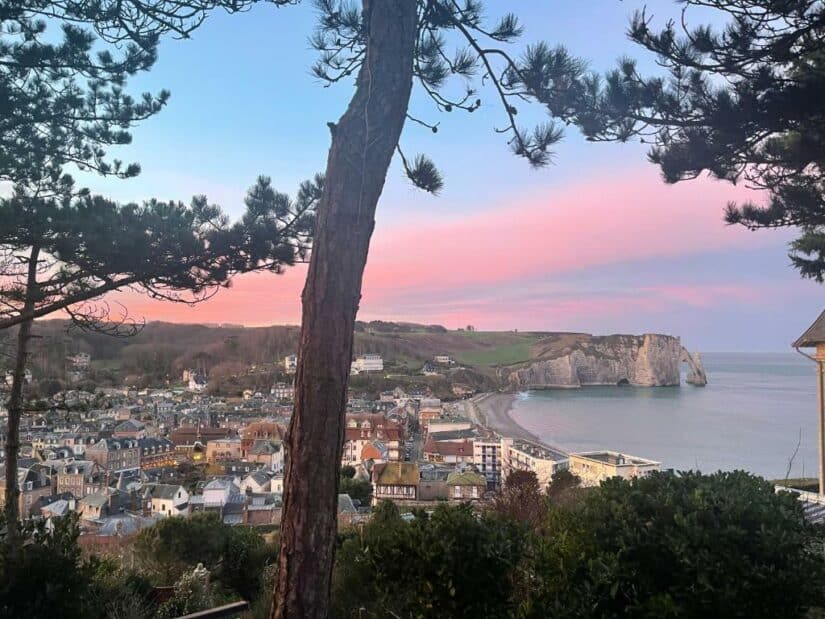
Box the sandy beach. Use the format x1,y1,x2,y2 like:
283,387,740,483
466,392,541,443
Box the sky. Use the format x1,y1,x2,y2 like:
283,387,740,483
74,1,821,352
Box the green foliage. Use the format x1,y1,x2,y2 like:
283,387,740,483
339,475,372,506
1,0,293,194
133,512,277,601
340,465,356,479
312,0,593,192
490,469,545,529
0,175,317,332
0,513,155,619
527,470,825,618
573,1,825,281
0,514,91,618
334,472,825,618
156,564,216,619
545,468,584,507
332,502,525,618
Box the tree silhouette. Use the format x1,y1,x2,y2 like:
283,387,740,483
0,176,317,542
1,0,295,195
274,2,590,616
571,0,825,280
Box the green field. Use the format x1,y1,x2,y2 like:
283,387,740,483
452,332,537,366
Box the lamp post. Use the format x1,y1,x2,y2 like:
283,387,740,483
794,310,825,495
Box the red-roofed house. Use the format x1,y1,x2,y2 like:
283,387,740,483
422,438,474,464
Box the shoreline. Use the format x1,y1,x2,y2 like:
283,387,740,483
467,392,543,444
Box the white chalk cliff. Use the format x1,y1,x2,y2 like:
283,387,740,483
507,333,706,389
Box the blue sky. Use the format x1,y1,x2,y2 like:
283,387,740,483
77,1,822,351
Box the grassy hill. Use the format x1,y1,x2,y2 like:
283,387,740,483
5,320,647,393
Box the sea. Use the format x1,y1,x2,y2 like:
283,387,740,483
509,353,820,480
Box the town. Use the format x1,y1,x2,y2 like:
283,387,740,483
0,349,661,538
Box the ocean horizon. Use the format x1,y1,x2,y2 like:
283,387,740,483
508,352,819,480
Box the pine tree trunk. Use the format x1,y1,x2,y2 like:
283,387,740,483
272,2,417,617
4,245,39,543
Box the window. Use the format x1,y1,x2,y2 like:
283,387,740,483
472,486,479,498
453,486,461,498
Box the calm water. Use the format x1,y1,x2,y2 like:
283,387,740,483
510,353,820,479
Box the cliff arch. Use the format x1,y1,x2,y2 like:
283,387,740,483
680,347,707,386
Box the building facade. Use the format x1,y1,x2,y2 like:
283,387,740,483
568,451,661,487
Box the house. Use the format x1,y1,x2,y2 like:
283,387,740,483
283,354,298,374
205,438,242,463
170,425,234,450
451,383,475,397
271,382,294,401
78,488,133,521
241,470,272,494
421,361,442,376
188,372,208,392
247,439,284,472
418,464,451,501
371,462,419,505
67,352,91,369
342,413,403,465
138,438,176,469
85,438,140,473
446,470,486,501
350,354,384,375
143,483,189,517
569,451,661,487
422,438,474,464
0,463,52,519
418,398,443,429
240,421,286,457
53,460,106,498
337,493,359,526
245,492,282,525
113,419,146,439
427,419,473,435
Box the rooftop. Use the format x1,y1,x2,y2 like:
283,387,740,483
571,451,660,467
511,440,568,462
374,462,419,486
794,310,825,348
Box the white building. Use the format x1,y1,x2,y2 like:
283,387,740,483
67,352,91,369
569,451,661,487
428,419,472,435
283,354,298,374
501,438,569,487
350,354,384,374
473,437,504,488
187,372,208,392
143,484,189,517
202,478,240,507
271,382,294,401
434,354,454,365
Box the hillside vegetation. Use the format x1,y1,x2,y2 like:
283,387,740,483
6,321,670,391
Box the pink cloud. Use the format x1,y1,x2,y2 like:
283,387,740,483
363,168,767,296
105,167,787,327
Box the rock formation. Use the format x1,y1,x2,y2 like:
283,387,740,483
681,348,708,386
507,333,705,389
